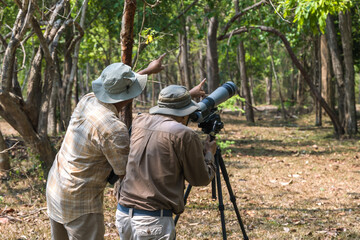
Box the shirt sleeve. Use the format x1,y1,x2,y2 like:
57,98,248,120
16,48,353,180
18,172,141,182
181,131,215,186
101,122,130,176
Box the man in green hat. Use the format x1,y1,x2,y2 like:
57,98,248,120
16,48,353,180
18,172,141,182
115,84,217,239
46,54,165,240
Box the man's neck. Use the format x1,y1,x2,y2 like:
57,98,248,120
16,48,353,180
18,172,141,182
113,99,133,113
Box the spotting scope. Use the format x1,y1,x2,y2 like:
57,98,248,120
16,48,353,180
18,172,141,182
190,81,237,123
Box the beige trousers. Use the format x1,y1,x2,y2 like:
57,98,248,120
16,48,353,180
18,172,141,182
50,213,105,240
115,209,176,240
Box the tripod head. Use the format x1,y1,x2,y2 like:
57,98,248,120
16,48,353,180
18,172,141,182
198,108,224,141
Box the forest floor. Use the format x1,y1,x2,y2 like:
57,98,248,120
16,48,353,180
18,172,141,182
0,106,360,240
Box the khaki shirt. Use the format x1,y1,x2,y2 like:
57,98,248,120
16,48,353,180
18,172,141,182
46,93,129,224
119,114,215,214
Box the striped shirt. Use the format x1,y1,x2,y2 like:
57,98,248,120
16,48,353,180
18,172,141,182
46,93,129,224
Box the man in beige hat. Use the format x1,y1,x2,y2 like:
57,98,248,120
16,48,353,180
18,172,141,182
115,84,217,239
46,54,165,240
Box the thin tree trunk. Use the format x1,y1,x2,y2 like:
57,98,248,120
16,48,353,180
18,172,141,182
199,49,206,81
85,62,90,93
179,16,191,90
289,67,295,103
313,36,322,126
265,65,272,104
249,76,255,106
267,41,286,120
121,0,137,128
0,131,10,170
297,49,305,106
339,10,357,136
238,41,255,122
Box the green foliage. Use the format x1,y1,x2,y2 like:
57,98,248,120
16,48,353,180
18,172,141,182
277,0,352,33
217,95,245,113
216,135,235,155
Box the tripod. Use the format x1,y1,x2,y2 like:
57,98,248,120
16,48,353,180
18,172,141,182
174,113,249,240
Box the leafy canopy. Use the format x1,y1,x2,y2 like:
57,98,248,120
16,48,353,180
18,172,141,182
277,0,352,33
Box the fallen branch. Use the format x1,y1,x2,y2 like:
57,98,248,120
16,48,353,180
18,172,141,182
0,141,19,154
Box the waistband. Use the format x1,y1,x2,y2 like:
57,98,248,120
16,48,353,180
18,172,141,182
117,204,173,217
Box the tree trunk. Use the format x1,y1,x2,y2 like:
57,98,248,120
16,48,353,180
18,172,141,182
238,41,255,122
249,76,255,106
199,49,207,81
289,67,295,104
65,0,87,125
297,49,305,106
206,16,220,93
0,131,10,170
320,34,334,111
179,16,191,90
313,36,321,126
265,66,272,105
267,40,286,120
120,0,137,128
326,14,346,127
339,10,357,136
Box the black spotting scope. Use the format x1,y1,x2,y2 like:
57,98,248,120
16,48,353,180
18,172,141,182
190,81,237,123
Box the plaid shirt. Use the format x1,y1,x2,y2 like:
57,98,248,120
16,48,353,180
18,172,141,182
46,93,129,224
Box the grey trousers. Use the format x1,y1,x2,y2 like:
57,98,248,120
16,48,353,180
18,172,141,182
115,209,176,240
50,213,105,240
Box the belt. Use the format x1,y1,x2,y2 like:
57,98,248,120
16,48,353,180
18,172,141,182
117,204,173,217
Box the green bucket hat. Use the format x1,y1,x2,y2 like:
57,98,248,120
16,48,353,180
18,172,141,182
92,63,147,103
149,85,199,117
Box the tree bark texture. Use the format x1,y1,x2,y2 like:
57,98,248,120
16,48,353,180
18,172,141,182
320,34,334,111
206,17,220,93
121,0,136,128
325,15,346,127
339,10,357,136
0,130,10,170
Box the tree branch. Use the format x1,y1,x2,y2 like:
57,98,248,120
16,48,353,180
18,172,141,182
218,0,267,40
142,0,161,8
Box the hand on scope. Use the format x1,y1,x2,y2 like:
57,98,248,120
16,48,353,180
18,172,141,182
189,78,206,98
138,53,166,75
204,135,217,156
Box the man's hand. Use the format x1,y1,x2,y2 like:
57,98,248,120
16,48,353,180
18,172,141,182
189,78,206,98
137,53,166,75
204,135,217,156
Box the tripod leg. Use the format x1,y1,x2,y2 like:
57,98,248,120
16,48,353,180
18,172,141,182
215,150,227,240
211,178,217,199
174,184,192,225
217,148,249,240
